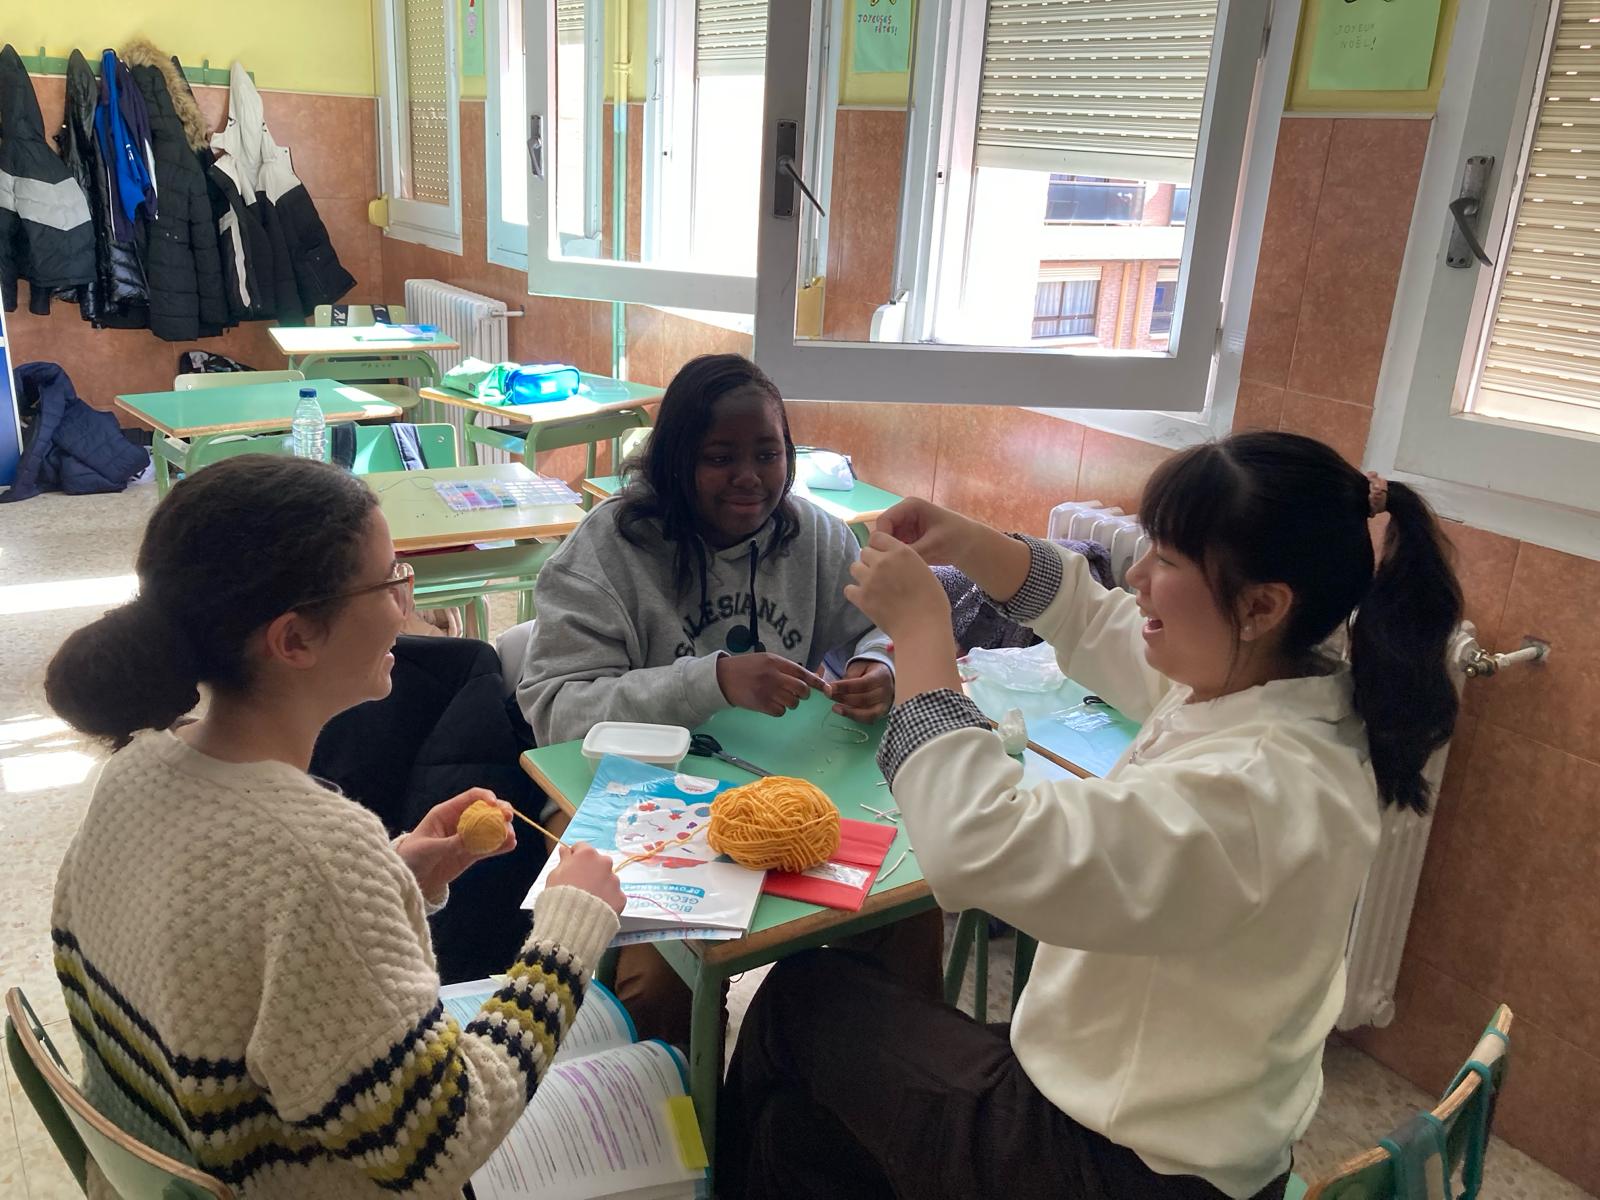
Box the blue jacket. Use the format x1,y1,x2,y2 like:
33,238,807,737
0,362,149,501
95,49,157,238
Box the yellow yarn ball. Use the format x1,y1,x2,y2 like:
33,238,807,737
457,799,510,855
708,777,840,872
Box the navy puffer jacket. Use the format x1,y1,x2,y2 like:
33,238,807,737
1,362,150,502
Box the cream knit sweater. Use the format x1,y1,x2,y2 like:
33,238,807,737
51,730,620,1198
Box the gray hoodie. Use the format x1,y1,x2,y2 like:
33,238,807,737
518,497,893,744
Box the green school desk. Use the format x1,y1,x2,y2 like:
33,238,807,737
965,672,1141,778
419,376,664,477
366,463,588,553
522,689,1088,1173
582,455,904,544
268,324,459,371
114,381,402,496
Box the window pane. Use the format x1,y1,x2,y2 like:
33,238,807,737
554,14,588,243
797,0,1218,354
540,0,765,273
691,73,765,274
1046,176,1144,223
1469,1,1600,439
396,0,451,204
499,0,529,229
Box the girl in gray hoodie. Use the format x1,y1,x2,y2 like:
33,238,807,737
517,353,895,745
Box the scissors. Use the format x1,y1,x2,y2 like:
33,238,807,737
688,733,774,778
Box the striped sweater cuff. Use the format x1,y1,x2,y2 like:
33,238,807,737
878,689,989,787
993,534,1064,623
531,885,620,980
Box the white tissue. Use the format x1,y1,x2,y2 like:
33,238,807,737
998,707,1028,756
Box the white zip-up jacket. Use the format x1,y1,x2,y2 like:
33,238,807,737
878,537,1383,1198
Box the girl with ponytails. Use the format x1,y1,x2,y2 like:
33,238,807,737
721,432,1464,1200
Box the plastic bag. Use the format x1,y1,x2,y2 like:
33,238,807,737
1052,702,1114,733
961,642,1065,693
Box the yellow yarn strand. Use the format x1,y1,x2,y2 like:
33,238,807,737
708,777,840,872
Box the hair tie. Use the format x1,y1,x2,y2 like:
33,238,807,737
1366,472,1389,518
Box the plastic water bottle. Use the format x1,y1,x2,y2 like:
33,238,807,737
290,387,326,461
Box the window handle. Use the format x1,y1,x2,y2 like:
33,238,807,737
1446,155,1495,269
773,119,827,219
527,114,545,179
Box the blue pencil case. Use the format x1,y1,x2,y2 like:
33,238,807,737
504,363,581,404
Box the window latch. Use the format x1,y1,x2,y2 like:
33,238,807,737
774,120,826,219
1446,155,1495,269
527,114,545,180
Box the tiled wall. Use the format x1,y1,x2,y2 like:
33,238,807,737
8,74,386,408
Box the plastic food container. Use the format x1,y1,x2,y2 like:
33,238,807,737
581,722,691,769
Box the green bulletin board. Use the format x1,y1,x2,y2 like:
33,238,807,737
1289,0,1457,113
1308,0,1443,91
852,0,912,74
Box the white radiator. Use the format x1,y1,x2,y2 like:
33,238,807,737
1045,499,1473,1031
1047,500,1150,588
402,279,513,463
1337,622,1477,1029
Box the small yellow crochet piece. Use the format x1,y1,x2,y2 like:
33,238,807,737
458,798,510,855
708,777,840,872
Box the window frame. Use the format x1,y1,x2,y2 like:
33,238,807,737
1367,0,1600,557
485,0,528,270
753,0,1295,434
523,0,758,311
375,0,463,255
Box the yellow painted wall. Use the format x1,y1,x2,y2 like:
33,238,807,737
9,0,377,95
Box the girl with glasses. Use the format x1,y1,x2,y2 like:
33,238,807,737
44,455,625,1198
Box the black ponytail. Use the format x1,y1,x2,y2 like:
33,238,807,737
1141,432,1463,813
1349,481,1464,814
45,456,379,749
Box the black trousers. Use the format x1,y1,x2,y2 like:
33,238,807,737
717,949,1291,1200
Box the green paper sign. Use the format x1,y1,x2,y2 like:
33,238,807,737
462,0,486,78
1308,0,1443,92
853,0,911,75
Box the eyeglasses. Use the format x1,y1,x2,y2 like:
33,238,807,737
299,560,416,616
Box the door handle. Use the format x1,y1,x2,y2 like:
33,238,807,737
774,120,827,219
1446,155,1495,269
527,114,545,179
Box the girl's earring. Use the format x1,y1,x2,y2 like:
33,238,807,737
1242,624,1256,641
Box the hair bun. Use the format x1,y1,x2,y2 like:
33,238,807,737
45,599,202,748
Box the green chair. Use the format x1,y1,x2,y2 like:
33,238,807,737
5,987,234,1199
1296,1005,1512,1200
173,369,305,392
304,303,433,412
944,911,1037,1023
185,422,459,474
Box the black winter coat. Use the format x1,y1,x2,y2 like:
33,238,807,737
0,45,95,314
55,50,148,325
125,57,229,341
0,362,149,502
310,636,551,985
